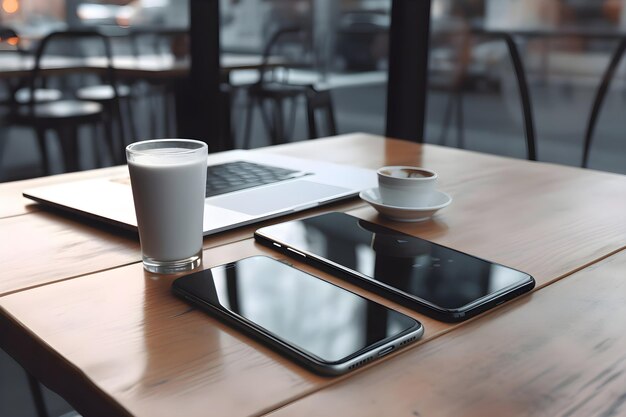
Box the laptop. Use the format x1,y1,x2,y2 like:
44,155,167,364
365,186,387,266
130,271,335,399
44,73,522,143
23,149,377,235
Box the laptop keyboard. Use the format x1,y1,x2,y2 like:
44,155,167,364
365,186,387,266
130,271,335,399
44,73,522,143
205,161,308,197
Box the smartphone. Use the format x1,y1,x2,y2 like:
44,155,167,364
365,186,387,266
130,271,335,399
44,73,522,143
171,256,423,376
255,212,535,322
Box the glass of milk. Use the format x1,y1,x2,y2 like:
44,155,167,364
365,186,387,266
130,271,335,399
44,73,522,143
126,139,208,274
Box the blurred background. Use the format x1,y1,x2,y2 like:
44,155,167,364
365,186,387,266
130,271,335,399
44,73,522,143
1,1,625,412
0,0,624,186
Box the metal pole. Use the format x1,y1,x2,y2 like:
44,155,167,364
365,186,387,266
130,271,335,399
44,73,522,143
385,0,431,142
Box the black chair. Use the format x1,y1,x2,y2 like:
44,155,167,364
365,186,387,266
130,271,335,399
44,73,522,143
74,30,135,155
241,26,337,149
386,1,536,161
582,37,626,168
0,27,21,178
6,30,119,174
1,27,64,178
429,26,537,161
429,24,473,149
0,27,63,106
128,28,188,138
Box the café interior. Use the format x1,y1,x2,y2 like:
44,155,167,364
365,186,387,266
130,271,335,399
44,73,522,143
1,1,625,416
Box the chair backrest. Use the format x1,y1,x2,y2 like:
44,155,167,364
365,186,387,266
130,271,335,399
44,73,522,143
257,26,312,83
27,29,118,108
385,0,537,161
129,27,189,58
0,27,22,52
0,27,24,99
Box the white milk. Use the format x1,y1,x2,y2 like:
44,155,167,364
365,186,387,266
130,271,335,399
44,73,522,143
128,150,207,262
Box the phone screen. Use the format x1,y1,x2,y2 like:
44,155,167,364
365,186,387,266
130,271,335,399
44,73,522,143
255,212,534,312
173,256,420,364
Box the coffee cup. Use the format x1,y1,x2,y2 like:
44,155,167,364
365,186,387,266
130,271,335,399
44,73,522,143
377,166,438,207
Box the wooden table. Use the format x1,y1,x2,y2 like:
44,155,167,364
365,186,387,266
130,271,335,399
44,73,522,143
0,53,282,80
272,249,626,417
1,133,625,416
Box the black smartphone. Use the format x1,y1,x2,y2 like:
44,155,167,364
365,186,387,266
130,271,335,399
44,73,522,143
171,256,423,376
255,212,535,322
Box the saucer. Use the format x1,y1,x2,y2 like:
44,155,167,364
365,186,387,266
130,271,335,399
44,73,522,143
359,188,452,222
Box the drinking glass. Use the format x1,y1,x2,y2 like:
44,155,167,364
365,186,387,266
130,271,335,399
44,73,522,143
126,139,208,273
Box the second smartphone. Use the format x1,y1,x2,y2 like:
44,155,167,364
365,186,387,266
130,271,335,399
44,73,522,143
172,256,423,376
255,212,535,322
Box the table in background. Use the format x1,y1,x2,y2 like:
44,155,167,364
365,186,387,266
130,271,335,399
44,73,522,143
0,133,625,416
0,53,283,80
0,52,285,151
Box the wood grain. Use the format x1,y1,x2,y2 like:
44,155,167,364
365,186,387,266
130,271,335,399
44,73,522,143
0,210,140,296
0,239,448,417
0,199,363,297
268,250,626,417
1,134,625,416
4,140,624,300
274,134,626,289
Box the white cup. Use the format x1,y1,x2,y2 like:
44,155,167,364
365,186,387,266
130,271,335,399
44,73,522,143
126,139,208,274
377,166,438,207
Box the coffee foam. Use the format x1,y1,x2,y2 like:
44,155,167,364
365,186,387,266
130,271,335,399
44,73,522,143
382,168,434,179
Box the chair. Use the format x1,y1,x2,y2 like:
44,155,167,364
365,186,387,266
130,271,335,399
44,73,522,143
430,25,537,161
6,30,119,174
0,27,63,106
386,0,536,161
128,28,188,138
241,26,337,149
0,27,63,178
429,23,473,149
0,27,22,176
75,30,135,154
582,37,626,168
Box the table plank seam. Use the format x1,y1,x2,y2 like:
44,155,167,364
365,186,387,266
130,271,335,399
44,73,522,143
257,245,626,417
0,233,261,298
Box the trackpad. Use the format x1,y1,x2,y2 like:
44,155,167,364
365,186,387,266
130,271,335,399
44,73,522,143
209,180,350,215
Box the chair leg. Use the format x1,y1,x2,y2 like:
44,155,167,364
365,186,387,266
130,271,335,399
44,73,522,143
306,93,318,139
323,91,337,136
502,34,537,161
149,94,160,139
219,86,233,151
26,372,50,417
306,89,337,139
91,124,104,168
163,92,172,138
165,88,177,137
438,92,455,145
456,92,465,149
35,127,50,175
92,120,117,167
242,96,256,149
0,128,7,179
114,100,126,153
258,99,276,143
125,98,139,143
272,97,284,145
286,96,298,139
57,126,80,173
101,117,120,165
582,38,626,167
102,109,122,165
